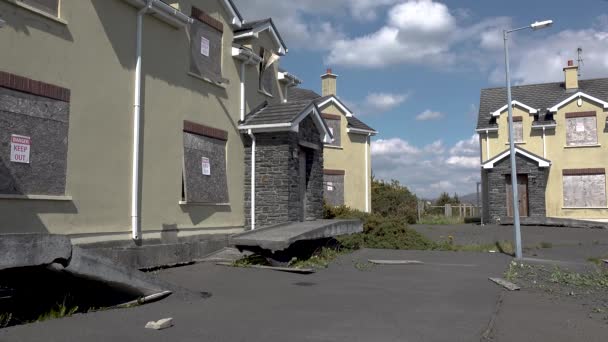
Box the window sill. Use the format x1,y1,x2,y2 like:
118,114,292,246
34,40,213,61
505,142,526,145
564,144,601,149
187,72,227,89
179,201,230,206
0,194,72,201
324,145,343,150
562,207,608,210
5,0,67,25
257,89,273,98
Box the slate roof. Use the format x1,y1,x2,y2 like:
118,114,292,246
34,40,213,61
286,88,377,133
477,78,608,130
241,100,313,126
234,18,287,53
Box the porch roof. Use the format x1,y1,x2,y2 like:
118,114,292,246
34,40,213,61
482,147,551,169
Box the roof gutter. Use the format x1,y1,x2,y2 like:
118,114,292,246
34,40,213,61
123,0,193,27
347,127,378,135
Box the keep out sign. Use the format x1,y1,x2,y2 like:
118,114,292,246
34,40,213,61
10,134,31,164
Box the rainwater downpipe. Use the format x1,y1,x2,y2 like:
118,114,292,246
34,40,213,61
240,61,246,122
485,130,490,158
248,129,256,230
131,0,154,242
542,126,547,158
365,133,370,213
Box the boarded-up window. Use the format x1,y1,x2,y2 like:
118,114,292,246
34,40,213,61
259,48,278,95
509,117,523,143
18,0,59,17
323,114,341,147
182,121,229,204
563,169,606,208
324,170,345,207
190,7,224,84
0,86,69,196
566,112,597,146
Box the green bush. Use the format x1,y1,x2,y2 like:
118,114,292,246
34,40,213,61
324,204,435,250
371,179,418,224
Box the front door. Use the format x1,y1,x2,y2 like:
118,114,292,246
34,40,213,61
506,174,529,217
299,150,307,222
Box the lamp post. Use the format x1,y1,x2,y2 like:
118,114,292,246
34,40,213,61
503,20,553,259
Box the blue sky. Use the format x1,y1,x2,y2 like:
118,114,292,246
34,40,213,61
233,0,608,198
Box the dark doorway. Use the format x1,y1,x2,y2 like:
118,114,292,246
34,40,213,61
298,148,313,222
506,174,529,217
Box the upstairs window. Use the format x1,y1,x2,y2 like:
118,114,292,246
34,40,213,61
509,117,523,143
259,48,278,95
190,7,224,84
566,112,597,146
18,0,59,17
322,113,341,147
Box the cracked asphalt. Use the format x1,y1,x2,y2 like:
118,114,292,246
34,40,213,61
1,224,607,341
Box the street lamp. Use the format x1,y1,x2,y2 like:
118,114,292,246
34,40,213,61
503,20,553,259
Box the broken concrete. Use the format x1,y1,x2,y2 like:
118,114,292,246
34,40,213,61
0,234,71,271
489,277,521,291
368,260,424,265
499,217,608,229
0,234,171,297
231,219,362,252
145,318,174,330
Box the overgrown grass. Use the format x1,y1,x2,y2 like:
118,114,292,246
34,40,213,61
0,313,12,329
418,215,465,225
505,261,608,290
232,254,271,267
289,247,350,269
587,256,608,266
36,299,79,322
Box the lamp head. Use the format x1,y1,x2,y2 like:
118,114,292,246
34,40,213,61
531,20,553,30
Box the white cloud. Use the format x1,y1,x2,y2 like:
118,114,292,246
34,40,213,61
231,0,400,50
364,92,409,112
372,135,481,198
416,110,444,121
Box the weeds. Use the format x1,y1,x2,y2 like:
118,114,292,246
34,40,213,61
289,247,350,270
232,254,271,267
549,268,608,289
587,256,608,266
36,298,79,322
418,215,465,225
0,313,12,329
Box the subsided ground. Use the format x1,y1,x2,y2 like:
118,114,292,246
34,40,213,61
1,224,607,341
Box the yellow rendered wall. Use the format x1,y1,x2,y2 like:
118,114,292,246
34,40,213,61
322,104,371,212
482,99,608,219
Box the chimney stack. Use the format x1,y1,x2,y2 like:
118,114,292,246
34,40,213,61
321,68,337,96
564,60,579,90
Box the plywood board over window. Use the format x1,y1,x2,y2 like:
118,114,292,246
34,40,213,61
182,121,229,204
566,112,597,146
322,113,341,147
189,7,224,84
19,0,59,17
563,169,606,208
509,116,523,143
0,84,69,196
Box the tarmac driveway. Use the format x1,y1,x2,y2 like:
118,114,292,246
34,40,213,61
0,249,510,342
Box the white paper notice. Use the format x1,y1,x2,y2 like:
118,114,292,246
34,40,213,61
576,122,585,132
202,157,211,176
200,37,210,57
10,134,30,164
327,182,334,191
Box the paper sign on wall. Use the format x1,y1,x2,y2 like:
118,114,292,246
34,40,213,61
327,182,334,191
202,157,211,176
10,134,30,164
576,122,585,132
200,36,210,57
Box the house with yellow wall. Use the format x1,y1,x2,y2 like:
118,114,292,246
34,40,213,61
287,70,377,212
477,61,608,223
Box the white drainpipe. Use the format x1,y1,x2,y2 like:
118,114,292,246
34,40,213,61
240,62,246,122
542,126,547,158
365,133,370,213
485,130,490,159
248,129,256,230
131,0,153,242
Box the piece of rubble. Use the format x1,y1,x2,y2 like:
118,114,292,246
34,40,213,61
368,260,424,265
489,277,520,291
145,318,174,330
216,262,315,274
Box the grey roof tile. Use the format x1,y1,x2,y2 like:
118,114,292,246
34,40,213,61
477,78,608,130
242,100,313,126
286,87,376,132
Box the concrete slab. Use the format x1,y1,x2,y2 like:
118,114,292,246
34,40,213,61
0,234,72,271
231,219,362,252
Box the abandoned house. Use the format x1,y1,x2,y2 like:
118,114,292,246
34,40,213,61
477,60,608,223
0,0,372,266
286,70,377,212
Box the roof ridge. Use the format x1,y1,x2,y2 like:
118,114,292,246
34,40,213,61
481,76,608,91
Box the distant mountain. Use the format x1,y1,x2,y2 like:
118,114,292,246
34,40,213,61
459,192,480,205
